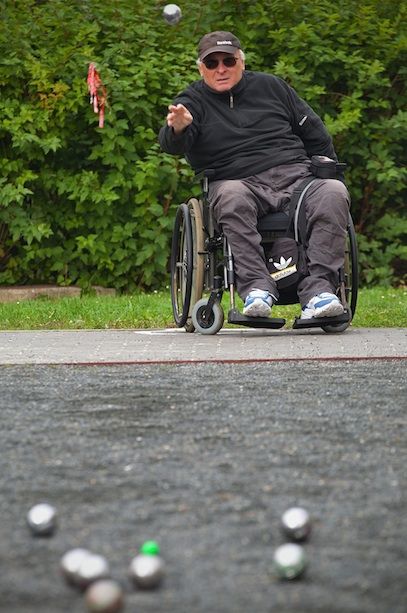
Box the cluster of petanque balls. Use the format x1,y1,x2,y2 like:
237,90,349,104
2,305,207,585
274,506,312,579
27,503,164,612
27,502,311,611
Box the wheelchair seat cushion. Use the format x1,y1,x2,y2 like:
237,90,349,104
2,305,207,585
257,211,290,233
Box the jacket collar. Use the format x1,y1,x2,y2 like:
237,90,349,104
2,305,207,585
202,71,247,96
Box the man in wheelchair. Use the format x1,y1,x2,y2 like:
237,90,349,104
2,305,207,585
159,30,350,322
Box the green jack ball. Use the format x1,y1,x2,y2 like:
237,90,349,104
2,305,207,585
139,540,160,556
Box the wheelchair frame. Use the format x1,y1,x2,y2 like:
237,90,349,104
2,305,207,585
170,172,359,335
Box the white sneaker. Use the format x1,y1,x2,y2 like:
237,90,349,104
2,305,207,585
301,292,344,320
243,289,274,318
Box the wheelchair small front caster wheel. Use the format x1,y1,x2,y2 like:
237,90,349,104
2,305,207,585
191,298,224,335
321,308,352,333
321,321,350,333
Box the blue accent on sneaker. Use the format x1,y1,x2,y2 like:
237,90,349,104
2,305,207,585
301,292,344,320
243,289,274,318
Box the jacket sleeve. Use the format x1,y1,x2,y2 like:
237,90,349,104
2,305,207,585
158,92,201,156
282,79,338,161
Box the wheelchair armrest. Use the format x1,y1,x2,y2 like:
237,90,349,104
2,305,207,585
195,169,216,182
196,169,217,197
310,156,347,179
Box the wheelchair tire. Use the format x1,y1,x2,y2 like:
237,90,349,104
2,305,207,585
192,298,224,335
170,203,193,328
184,198,205,333
346,213,358,319
321,317,352,334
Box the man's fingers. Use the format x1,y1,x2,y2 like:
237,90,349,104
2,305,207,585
168,103,186,113
166,103,193,130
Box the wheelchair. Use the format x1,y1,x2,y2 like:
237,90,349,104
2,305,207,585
170,163,358,335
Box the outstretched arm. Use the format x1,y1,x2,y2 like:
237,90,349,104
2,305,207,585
166,103,193,134
159,100,197,155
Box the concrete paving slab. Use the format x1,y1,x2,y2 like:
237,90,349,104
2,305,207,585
0,327,405,364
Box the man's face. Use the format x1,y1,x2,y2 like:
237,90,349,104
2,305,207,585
198,52,245,92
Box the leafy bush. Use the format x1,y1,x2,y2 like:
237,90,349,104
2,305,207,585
0,0,405,290
357,214,407,286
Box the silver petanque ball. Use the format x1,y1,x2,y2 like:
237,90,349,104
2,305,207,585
273,543,307,580
163,4,182,25
27,503,57,536
129,553,165,589
75,553,110,589
60,548,93,585
84,579,124,613
281,506,312,541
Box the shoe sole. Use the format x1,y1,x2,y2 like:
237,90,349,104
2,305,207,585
243,299,271,318
314,301,344,318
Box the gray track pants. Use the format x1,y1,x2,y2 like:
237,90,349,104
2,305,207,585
209,163,350,306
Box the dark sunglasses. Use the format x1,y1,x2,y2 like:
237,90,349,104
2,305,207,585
202,56,239,70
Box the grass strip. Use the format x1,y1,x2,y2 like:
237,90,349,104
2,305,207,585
0,287,405,330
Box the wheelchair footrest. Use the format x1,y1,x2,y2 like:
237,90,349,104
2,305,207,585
292,310,351,329
228,308,286,329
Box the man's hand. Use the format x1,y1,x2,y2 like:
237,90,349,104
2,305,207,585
167,104,193,134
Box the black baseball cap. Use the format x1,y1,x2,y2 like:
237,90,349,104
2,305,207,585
198,31,242,60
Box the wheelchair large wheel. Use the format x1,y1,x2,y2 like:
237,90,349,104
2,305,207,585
170,200,205,330
322,213,359,333
346,213,359,318
170,203,193,328
192,297,224,335
184,198,205,332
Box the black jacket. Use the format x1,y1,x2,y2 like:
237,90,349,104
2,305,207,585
158,71,337,180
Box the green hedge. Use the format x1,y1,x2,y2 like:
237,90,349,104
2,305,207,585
0,0,405,290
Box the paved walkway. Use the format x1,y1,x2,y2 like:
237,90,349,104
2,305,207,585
0,327,405,364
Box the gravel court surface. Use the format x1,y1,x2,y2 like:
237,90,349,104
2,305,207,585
1,360,406,613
